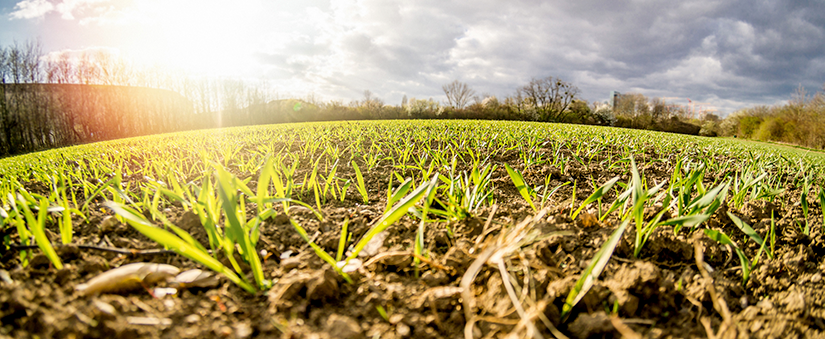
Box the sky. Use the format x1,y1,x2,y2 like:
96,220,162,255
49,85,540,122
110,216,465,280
2,0,825,116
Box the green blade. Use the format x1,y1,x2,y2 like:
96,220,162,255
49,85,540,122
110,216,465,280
727,212,772,260
572,176,619,220
348,177,432,260
561,218,629,321
504,163,536,211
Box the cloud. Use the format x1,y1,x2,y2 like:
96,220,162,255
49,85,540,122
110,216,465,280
9,0,122,23
56,0,116,22
262,0,820,112
6,0,825,114
9,0,54,19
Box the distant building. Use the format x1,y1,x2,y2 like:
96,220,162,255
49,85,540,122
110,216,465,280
610,91,621,111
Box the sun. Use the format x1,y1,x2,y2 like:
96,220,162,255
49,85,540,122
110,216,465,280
122,0,266,76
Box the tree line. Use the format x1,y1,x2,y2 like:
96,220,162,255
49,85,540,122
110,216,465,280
1,39,717,157
0,41,281,156
713,86,825,149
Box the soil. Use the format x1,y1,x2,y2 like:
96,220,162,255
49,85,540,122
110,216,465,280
2,128,825,339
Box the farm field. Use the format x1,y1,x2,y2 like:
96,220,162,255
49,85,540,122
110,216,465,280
1,119,825,338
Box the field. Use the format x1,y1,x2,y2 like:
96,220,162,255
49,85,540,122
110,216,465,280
1,120,825,339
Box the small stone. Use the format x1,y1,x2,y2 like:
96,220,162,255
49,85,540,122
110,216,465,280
0,269,12,284
216,325,233,337
163,299,176,309
420,270,447,287
325,314,363,339
396,323,411,337
741,306,760,321
29,254,51,269
757,298,773,311
576,212,600,228
93,300,117,317
388,314,404,325
185,314,201,323
750,319,764,333
281,256,302,271
337,258,362,273
126,316,172,326
784,290,805,312
100,216,118,233
812,273,822,283
568,311,614,339
234,322,253,338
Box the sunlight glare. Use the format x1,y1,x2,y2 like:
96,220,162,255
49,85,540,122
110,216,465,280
125,0,265,76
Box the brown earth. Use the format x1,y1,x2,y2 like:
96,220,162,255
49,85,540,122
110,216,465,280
1,142,825,339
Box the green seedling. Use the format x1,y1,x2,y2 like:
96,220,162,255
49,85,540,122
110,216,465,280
337,178,352,202
571,176,619,220
106,201,256,293
752,178,784,202
600,183,633,221
504,163,536,211
414,174,440,278
351,160,369,204
54,174,79,245
386,177,412,214
16,195,63,269
347,175,434,261
432,162,495,221
569,180,577,214
289,219,352,283
262,197,324,221
336,218,350,262
215,165,269,290
375,305,390,322
539,179,571,212
770,211,776,256
703,228,751,286
306,156,323,211
800,175,811,235
727,212,773,260
731,172,767,209
819,187,825,231
623,156,666,258
561,218,629,321
662,180,729,235
81,173,132,212
256,157,277,213
319,160,340,203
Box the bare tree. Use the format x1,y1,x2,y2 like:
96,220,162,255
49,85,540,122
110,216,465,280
650,97,669,120
614,93,649,118
46,52,75,84
515,76,579,121
442,80,475,109
363,90,373,105
94,50,134,86
76,51,100,85
5,40,42,84
361,90,384,118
